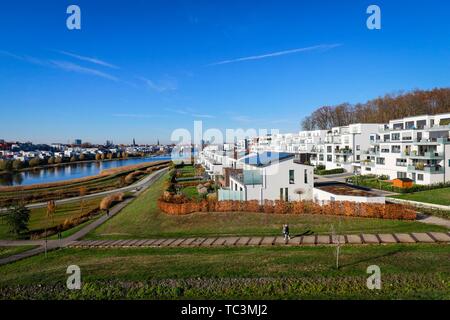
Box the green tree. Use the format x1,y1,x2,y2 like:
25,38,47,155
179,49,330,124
28,157,41,167
4,204,30,238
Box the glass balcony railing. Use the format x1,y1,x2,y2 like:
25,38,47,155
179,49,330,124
407,165,444,174
230,170,263,185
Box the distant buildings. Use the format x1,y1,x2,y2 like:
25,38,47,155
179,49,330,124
198,112,450,202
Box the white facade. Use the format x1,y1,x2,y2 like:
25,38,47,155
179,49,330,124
360,113,450,185
313,187,385,204
227,153,314,202
310,123,380,173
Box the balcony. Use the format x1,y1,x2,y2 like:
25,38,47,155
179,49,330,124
334,148,352,155
408,151,444,159
407,165,444,174
230,170,263,185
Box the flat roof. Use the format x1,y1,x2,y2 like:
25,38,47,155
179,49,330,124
315,183,381,197
242,152,294,167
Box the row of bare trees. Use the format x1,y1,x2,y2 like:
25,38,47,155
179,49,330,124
301,88,450,130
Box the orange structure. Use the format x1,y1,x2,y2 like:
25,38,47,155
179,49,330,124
392,178,414,189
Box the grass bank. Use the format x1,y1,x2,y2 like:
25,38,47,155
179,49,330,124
0,160,170,206
87,173,447,240
0,245,448,299
389,187,450,206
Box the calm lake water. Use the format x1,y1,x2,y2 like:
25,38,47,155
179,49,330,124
0,155,173,187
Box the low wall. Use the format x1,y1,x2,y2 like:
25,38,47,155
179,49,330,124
158,199,416,220
387,197,450,211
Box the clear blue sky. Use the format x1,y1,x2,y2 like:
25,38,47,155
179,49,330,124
1,0,449,144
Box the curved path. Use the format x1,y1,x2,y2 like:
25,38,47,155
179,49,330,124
0,168,168,265
0,166,169,211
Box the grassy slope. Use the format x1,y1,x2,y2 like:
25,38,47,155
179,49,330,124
0,246,37,259
0,245,448,299
87,173,446,240
0,197,102,239
390,187,450,206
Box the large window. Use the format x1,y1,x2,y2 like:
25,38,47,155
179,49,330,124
289,170,294,184
376,157,385,165
397,172,407,179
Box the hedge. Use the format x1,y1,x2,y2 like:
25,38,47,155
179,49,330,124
158,199,416,220
315,168,345,175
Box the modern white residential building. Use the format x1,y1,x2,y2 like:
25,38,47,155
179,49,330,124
361,113,450,185
310,123,380,173
221,152,314,202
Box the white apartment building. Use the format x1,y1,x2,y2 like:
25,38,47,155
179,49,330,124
223,152,314,202
310,123,380,173
360,113,450,185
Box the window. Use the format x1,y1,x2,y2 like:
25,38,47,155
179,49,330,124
392,133,400,141
319,154,324,161
356,155,360,160
396,159,407,167
289,170,294,184
327,146,332,153
285,188,288,201
397,172,407,179
356,145,360,151
365,167,371,171
376,157,385,165
391,145,401,153
304,169,308,184
417,174,424,181
280,188,283,200
383,134,390,142
381,148,389,153
327,155,332,162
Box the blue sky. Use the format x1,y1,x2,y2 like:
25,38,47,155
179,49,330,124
1,0,450,144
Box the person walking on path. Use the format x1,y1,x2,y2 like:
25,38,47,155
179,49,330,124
106,209,110,217
282,224,290,241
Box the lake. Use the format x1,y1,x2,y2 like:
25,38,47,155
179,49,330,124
0,155,173,187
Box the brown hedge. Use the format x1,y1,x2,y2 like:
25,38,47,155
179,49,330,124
157,199,416,220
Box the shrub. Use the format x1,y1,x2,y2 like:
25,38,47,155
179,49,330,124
4,204,30,238
28,157,41,167
12,159,24,170
99,192,125,210
124,171,145,184
316,168,345,175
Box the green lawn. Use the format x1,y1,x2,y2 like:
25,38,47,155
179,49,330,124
0,245,448,299
390,187,450,206
0,246,37,260
0,197,102,240
86,173,447,240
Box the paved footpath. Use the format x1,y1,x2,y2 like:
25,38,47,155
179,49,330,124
66,232,450,249
0,168,168,266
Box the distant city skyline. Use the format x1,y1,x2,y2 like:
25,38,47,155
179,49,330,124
1,1,450,144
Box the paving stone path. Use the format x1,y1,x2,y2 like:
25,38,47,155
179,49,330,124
66,232,450,249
